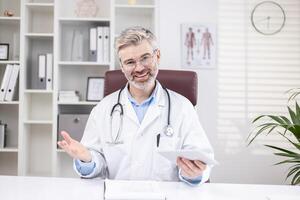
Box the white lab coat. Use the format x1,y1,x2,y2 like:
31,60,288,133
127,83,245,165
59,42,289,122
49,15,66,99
74,82,214,183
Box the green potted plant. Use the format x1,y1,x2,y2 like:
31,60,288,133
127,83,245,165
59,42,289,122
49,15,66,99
248,89,300,185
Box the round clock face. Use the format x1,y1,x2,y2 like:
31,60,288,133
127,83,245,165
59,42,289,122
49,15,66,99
251,1,286,35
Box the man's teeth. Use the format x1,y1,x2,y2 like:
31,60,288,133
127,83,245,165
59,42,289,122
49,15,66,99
136,73,148,78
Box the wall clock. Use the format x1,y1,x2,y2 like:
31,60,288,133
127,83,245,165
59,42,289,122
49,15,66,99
251,1,286,35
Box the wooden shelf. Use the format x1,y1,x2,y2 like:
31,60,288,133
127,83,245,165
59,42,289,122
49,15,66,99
58,101,98,105
0,16,21,21
58,61,110,66
25,33,54,38
24,89,53,94
0,148,18,153
59,17,110,22
0,17,20,25
0,101,19,105
115,4,155,8
24,120,53,125
25,3,54,8
0,60,20,64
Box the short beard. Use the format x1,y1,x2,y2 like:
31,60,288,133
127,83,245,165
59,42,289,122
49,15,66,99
126,64,158,91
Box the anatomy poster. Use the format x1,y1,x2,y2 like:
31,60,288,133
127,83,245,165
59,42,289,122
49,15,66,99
181,24,216,69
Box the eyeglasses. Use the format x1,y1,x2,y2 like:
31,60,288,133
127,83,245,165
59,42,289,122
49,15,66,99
121,49,157,68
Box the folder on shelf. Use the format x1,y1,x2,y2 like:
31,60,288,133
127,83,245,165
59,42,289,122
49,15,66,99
4,64,20,101
37,54,46,89
97,26,104,63
89,28,97,62
0,122,6,148
46,53,53,90
0,64,14,101
103,26,110,63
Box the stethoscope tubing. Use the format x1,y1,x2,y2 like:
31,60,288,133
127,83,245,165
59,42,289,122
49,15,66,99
109,85,172,144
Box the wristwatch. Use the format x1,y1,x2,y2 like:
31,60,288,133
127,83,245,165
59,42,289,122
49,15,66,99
251,1,286,35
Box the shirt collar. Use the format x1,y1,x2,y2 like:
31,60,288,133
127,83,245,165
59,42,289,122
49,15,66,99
126,81,158,106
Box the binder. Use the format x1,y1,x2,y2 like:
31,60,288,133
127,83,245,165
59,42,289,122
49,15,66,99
89,28,97,61
0,64,13,101
97,26,104,63
103,26,110,63
46,53,53,90
4,64,20,101
37,54,46,89
0,122,6,148
71,30,84,61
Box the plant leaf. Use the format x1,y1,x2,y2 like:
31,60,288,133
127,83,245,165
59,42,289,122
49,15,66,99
288,106,300,125
247,126,273,145
291,170,300,185
286,165,300,180
264,144,298,156
296,102,300,117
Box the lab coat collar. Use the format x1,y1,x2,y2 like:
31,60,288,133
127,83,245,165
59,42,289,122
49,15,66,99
121,81,166,130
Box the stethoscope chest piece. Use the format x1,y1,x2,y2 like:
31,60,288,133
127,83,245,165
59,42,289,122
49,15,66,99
164,124,174,137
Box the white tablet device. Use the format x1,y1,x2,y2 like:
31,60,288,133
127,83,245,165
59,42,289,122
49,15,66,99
157,149,218,165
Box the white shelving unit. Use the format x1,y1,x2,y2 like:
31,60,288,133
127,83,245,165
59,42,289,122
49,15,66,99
0,0,158,177
0,0,21,176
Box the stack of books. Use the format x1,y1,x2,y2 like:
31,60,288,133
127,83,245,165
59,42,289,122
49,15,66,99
59,90,80,102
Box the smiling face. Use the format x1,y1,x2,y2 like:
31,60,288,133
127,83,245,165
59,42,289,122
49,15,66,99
118,40,160,91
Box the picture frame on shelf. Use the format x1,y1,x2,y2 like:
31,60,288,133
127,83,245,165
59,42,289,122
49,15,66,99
0,44,9,60
86,77,104,101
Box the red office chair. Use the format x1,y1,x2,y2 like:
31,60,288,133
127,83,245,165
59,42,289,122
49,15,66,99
104,69,198,106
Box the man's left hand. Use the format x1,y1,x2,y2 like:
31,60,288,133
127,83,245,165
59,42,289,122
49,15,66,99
176,157,206,179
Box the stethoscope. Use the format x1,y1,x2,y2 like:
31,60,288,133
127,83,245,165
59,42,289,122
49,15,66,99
107,85,174,145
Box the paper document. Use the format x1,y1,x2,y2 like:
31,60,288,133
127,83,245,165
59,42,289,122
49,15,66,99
158,149,218,165
104,179,166,200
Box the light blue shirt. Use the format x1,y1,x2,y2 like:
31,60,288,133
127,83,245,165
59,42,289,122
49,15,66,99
75,83,202,184
126,84,157,123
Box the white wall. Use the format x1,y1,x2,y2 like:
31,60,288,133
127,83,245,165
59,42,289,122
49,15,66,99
158,0,288,184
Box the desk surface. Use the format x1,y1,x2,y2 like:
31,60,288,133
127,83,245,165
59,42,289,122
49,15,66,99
0,175,299,200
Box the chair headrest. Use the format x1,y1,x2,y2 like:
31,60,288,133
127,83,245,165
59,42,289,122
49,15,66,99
104,69,198,106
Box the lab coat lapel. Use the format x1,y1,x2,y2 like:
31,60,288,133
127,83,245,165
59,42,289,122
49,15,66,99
139,83,166,134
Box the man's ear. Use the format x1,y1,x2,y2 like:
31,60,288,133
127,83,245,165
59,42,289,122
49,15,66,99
120,62,125,73
117,55,124,73
156,49,161,63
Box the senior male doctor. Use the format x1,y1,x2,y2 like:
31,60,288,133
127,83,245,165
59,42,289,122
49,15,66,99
58,26,214,185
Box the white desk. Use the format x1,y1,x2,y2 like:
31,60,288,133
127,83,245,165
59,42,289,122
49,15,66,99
0,175,299,200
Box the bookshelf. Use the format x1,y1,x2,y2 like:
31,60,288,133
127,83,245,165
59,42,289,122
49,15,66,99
0,0,20,176
0,0,158,177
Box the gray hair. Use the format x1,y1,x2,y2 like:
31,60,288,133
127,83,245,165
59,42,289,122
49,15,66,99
115,26,157,54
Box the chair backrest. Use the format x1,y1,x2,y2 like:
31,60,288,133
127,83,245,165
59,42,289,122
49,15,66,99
104,69,198,106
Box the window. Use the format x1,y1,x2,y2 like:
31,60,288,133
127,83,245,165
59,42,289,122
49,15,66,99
217,0,300,154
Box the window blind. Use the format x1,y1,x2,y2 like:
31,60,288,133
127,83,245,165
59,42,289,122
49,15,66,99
218,0,300,154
